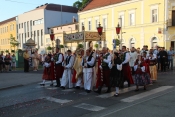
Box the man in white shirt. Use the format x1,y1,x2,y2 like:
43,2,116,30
129,47,137,74
82,49,95,93
61,50,74,89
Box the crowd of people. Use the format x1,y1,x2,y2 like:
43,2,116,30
0,53,16,72
39,45,174,97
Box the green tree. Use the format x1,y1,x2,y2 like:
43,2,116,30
115,39,120,46
73,0,89,9
94,44,98,49
47,46,52,50
5,50,9,53
60,45,64,48
9,34,20,51
77,44,83,49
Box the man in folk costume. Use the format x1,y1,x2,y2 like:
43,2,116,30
121,46,134,88
40,54,55,86
129,47,138,75
95,47,112,94
60,50,74,89
82,49,95,93
89,47,97,90
54,47,64,87
73,49,84,89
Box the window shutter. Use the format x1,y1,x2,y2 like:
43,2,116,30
168,10,172,26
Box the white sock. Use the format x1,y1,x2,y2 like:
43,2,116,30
42,80,45,84
116,87,119,94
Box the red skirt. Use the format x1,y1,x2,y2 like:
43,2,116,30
122,64,134,84
42,62,55,80
55,65,64,79
72,69,77,83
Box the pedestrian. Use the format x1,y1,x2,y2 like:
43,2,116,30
158,47,168,72
0,54,3,72
129,47,137,75
4,55,10,72
23,49,30,72
167,47,174,70
148,52,157,81
110,52,122,97
8,53,12,71
40,55,55,86
134,56,151,91
11,54,16,71
60,50,74,89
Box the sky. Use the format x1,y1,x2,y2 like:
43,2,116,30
0,0,76,22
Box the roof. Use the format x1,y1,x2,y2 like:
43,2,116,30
50,22,79,29
80,0,125,12
30,3,78,13
0,17,16,25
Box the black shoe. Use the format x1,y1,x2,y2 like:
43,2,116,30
114,93,119,97
55,85,60,87
50,84,53,87
40,84,45,86
94,90,101,94
128,83,131,87
105,87,111,93
61,86,65,89
135,89,139,92
76,86,80,89
86,90,91,93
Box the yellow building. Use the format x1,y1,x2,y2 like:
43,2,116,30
78,0,175,50
0,17,17,53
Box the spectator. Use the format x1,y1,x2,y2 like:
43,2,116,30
11,54,16,71
23,49,30,72
167,47,174,70
4,55,10,72
0,54,3,72
158,47,168,72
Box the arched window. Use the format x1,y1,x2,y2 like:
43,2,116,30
130,38,135,48
152,37,157,48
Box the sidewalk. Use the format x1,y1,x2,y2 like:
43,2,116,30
0,71,42,90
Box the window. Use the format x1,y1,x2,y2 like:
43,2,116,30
22,33,23,47
27,21,29,32
19,24,20,29
130,13,135,26
41,19,43,24
12,24,14,30
30,20,32,31
21,23,23,28
7,26,8,32
152,37,157,48
88,21,91,30
95,19,98,28
24,22,26,32
19,34,21,47
172,10,175,26
34,31,36,41
103,18,107,30
41,29,43,46
33,21,35,26
81,22,84,31
119,15,124,26
152,9,157,23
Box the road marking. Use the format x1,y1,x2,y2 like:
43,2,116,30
74,103,105,111
35,85,50,89
121,86,174,103
46,87,58,90
62,89,75,92
45,97,72,104
79,92,88,95
37,80,56,85
97,86,135,98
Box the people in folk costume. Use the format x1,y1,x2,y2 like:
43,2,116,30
60,50,74,89
54,47,64,87
134,56,151,91
95,47,112,94
148,52,157,81
109,52,122,97
40,55,55,86
73,49,84,89
142,52,151,77
81,49,95,93
129,47,137,75
121,46,134,88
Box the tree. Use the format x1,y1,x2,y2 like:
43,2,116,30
115,39,120,46
60,45,64,48
47,46,52,50
94,44,98,49
9,34,20,51
11,50,15,53
5,50,9,53
77,44,83,49
73,0,90,9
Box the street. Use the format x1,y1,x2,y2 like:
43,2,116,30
0,70,175,117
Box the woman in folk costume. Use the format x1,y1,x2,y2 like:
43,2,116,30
148,52,157,81
109,52,122,97
142,52,151,77
40,55,55,86
95,52,102,89
72,49,84,89
134,55,151,91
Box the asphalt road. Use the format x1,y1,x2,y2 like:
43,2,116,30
0,70,175,117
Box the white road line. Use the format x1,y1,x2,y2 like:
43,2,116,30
37,80,56,85
74,103,105,111
121,86,174,103
46,87,58,90
97,86,136,98
62,89,75,92
45,97,72,104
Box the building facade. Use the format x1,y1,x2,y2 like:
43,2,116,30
0,17,17,52
17,3,78,53
45,20,79,53
78,0,174,50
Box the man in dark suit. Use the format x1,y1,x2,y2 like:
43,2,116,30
158,47,168,72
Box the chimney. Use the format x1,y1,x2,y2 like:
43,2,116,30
72,16,76,23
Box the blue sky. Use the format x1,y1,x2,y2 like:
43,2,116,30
0,0,76,22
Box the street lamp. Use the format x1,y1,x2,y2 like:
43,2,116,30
117,18,122,49
68,27,72,50
97,22,103,49
50,30,55,53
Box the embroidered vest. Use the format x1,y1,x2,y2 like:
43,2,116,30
66,55,72,65
82,55,94,68
102,53,110,67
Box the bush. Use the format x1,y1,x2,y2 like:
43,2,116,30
47,46,52,50
94,44,98,48
77,44,83,49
